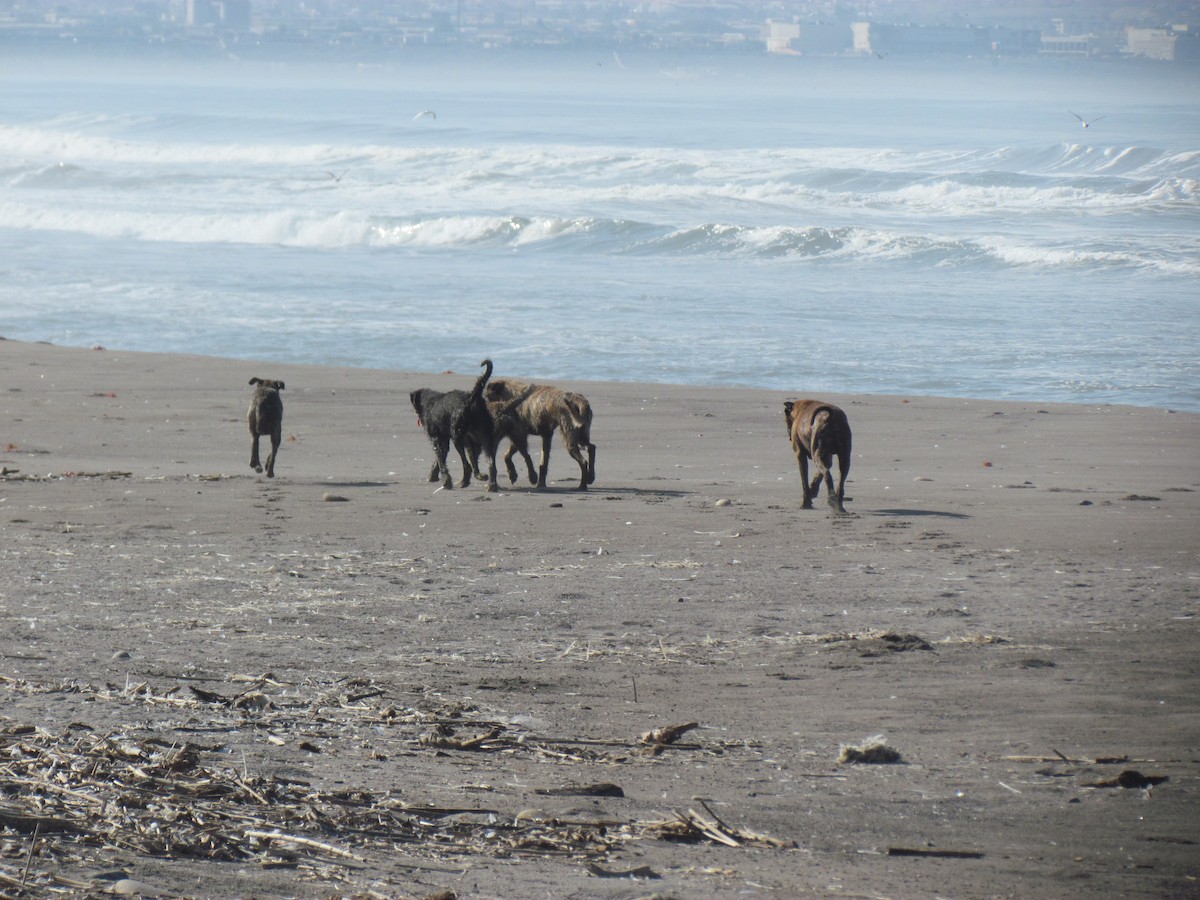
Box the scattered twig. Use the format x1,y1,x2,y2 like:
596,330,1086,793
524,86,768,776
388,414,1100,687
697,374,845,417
244,829,364,861
21,822,39,888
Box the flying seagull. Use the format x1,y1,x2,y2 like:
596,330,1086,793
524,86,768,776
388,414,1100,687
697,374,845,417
1070,111,1105,128
413,110,437,121
323,170,347,182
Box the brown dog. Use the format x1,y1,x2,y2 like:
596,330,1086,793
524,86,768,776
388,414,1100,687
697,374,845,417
485,378,596,490
247,378,285,478
783,399,851,513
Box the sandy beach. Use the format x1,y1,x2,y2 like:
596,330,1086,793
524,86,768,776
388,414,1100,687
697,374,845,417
1,338,1198,899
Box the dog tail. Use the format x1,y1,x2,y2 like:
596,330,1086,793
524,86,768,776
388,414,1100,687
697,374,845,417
564,392,592,431
470,359,493,405
810,409,832,457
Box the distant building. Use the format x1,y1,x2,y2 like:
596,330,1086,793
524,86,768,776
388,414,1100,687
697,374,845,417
1041,31,1094,56
859,22,994,56
766,20,852,55
1126,26,1183,61
187,0,251,31
765,20,800,53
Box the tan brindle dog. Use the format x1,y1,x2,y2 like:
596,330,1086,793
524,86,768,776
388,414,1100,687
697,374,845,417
485,378,597,490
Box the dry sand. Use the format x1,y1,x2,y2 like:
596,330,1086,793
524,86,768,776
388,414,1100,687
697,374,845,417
1,338,1198,899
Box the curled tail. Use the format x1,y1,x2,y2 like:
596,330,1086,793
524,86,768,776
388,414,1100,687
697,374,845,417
564,392,592,432
470,358,493,405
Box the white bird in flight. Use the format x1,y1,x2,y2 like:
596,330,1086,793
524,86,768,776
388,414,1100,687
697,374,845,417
413,110,436,121
1070,111,1105,128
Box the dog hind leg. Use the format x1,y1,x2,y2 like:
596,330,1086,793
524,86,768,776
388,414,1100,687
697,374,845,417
834,447,850,512
563,431,590,490
536,433,552,489
264,427,281,478
433,437,454,489
453,438,473,488
798,450,815,509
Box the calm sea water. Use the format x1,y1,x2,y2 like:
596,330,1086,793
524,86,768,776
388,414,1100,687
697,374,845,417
2,51,1198,410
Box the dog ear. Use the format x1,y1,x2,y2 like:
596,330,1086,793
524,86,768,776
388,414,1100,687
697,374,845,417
276,381,285,391
249,377,261,386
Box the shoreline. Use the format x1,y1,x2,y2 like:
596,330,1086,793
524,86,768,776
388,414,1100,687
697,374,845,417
2,339,1198,898
5,336,1195,416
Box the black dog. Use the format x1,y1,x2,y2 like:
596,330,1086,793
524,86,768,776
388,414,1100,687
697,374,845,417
247,377,285,478
410,360,499,491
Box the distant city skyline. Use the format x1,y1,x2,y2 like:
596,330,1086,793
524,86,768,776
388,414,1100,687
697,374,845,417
1,0,1196,62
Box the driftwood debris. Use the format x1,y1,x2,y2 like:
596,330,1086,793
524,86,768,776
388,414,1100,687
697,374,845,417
648,807,795,849
888,846,985,859
535,783,625,798
0,674,785,895
418,725,505,751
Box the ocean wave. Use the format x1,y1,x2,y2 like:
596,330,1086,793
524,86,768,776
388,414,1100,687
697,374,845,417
10,117,1197,181
5,197,1196,276
981,237,1200,275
